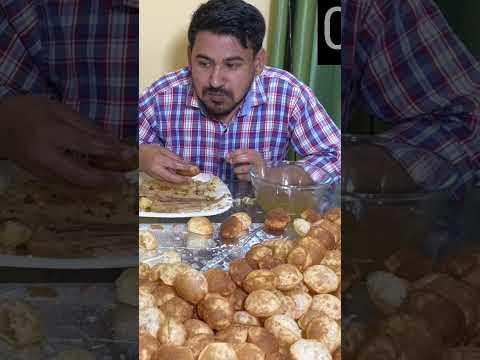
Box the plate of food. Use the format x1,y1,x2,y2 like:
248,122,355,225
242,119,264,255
0,221,139,268
139,172,233,218
0,161,139,268
0,161,138,225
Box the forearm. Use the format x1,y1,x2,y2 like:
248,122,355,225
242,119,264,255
380,115,480,194
288,79,341,184
300,147,341,184
289,109,341,183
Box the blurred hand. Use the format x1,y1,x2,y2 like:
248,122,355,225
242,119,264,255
342,143,418,193
139,144,194,184
88,143,138,172
0,95,133,187
226,149,265,181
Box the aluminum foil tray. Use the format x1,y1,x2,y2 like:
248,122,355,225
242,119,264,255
140,223,296,271
201,226,296,271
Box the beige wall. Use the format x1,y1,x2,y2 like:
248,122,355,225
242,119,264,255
140,0,271,92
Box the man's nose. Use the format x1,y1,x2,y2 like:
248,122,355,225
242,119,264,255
209,66,224,88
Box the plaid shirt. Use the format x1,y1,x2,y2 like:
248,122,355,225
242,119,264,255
138,66,341,183
0,0,138,139
342,0,480,194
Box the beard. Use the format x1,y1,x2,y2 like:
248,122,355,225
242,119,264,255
195,80,253,119
200,94,245,118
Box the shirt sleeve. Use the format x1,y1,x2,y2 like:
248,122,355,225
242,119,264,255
0,1,47,98
356,0,480,193
138,86,164,145
289,84,341,184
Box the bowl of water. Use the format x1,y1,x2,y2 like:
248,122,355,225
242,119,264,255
249,160,339,216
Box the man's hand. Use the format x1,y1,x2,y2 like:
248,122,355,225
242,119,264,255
342,143,419,193
139,144,195,184
0,96,133,187
226,149,265,181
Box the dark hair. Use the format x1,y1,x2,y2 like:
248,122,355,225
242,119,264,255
188,0,266,54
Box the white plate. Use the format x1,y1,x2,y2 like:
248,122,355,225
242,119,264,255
139,173,233,218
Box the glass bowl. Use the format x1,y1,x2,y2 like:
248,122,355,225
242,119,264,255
342,134,459,266
249,160,339,217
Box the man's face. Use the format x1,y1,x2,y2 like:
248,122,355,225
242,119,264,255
189,31,265,120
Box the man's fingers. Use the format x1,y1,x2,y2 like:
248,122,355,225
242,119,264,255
139,144,195,181
147,144,192,168
45,149,125,187
155,155,193,172
167,158,192,171
227,148,251,157
53,121,123,158
227,149,265,168
230,154,250,164
160,148,186,162
227,149,249,163
148,165,191,184
52,104,127,158
52,103,118,140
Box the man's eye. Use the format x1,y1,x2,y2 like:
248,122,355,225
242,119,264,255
199,61,210,67
225,63,240,69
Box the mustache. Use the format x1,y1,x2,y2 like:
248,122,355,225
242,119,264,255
203,87,231,97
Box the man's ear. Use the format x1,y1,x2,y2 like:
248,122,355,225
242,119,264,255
254,48,266,75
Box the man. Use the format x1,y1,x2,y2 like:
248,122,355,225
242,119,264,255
0,0,138,187
139,0,341,184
